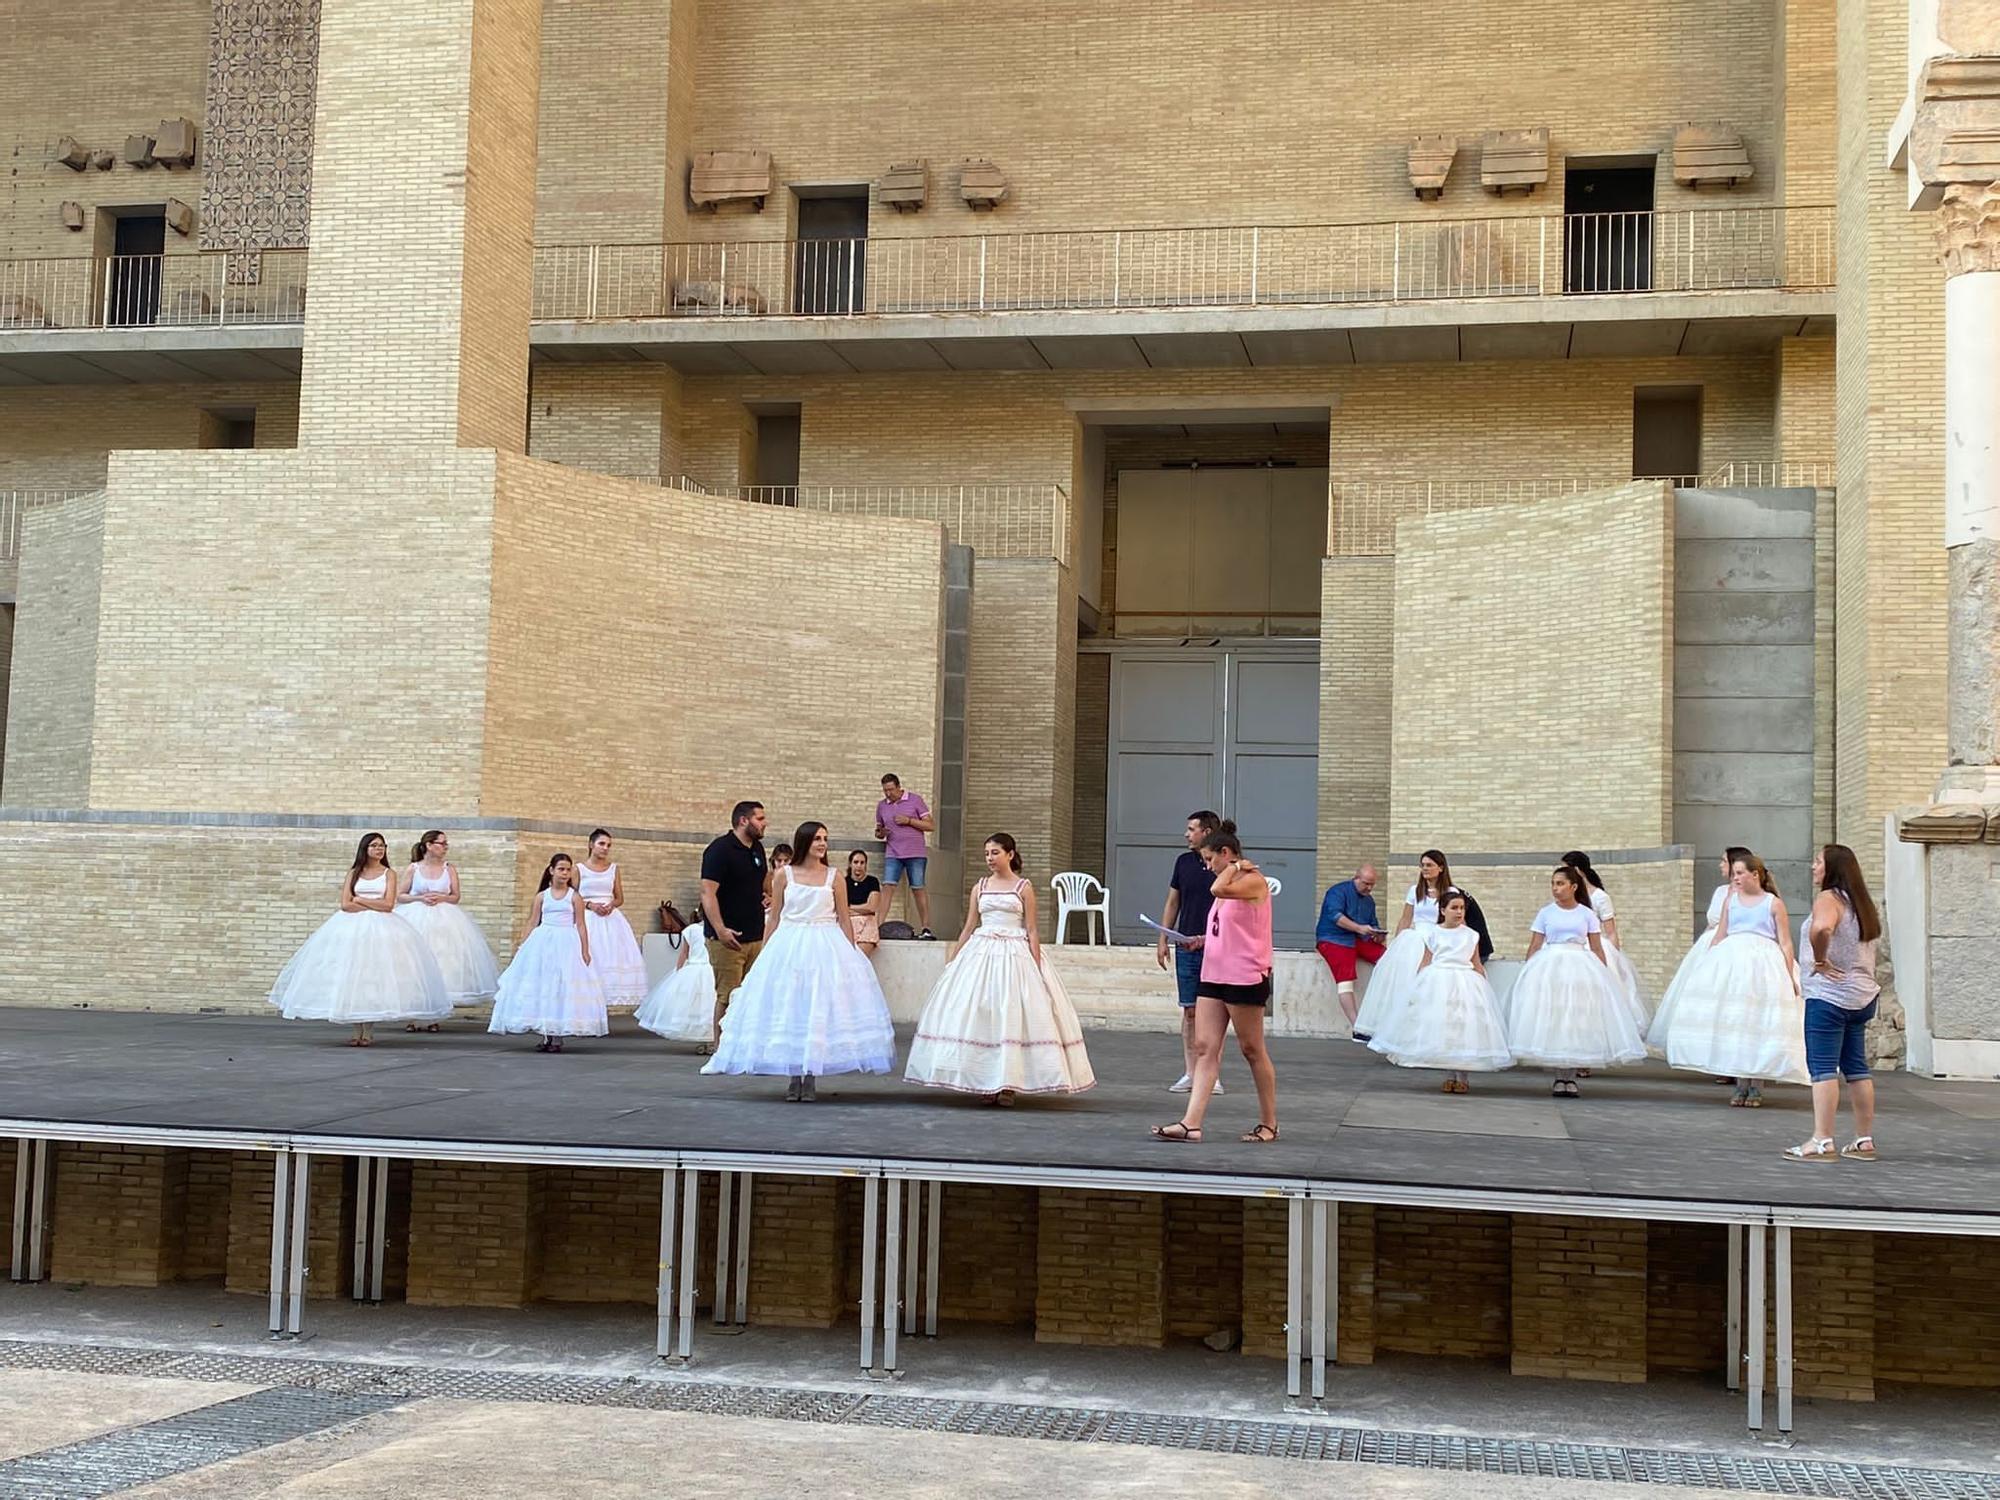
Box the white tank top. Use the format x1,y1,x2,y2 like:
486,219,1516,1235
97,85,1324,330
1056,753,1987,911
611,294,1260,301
353,872,388,900
540,888,578,927
407,864,451,896
1726,890,1778,942
578,863,617,902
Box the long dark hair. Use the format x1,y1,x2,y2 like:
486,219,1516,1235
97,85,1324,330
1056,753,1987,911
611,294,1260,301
1418,848,1453,901
1552,863,1589,904
411,829,445,863
985,832,1023,874
791,821,828,867
350,832,388,878
1198,819,1242,859
538,853,574,892
1560,850,1605,894
1819,843,1882,943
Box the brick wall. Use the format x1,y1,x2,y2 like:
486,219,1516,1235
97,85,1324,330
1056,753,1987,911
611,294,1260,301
407,1161,544,1307
747,1174,848,1327
937,1183,1039,1326
1874,1232,2000,1389
526,366,673,482
0,384,300,491
1162,1194,1242,1340
48,1145,187,1287
1511,1214,1648,1383
1646,1220,1726,1377
1070,651,1110,881
182,1150,233,1282
222,1151,350,1300
1374,1208,1510,1360
3,493,103,806
1793,1228,1875,1400
1035,1188,1163,1348
538,1167,663,1304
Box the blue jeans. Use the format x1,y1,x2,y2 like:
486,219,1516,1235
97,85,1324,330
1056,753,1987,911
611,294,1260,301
883,854,927,889
1804,997,1877,1083
1173,944,1203,1008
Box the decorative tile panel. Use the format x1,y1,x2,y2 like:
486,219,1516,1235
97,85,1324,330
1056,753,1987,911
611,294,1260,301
198,1,320,283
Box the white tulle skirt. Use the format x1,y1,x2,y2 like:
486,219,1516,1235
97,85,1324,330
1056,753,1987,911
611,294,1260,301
489,924,609,1037
701,919,896,1077
394,901,500,1004
1506,944,1648,1069
1601,936,1651,1035
1352,927,1428,1038
1368,963,1514,1072
582,908,648,1008
904,930,1096,1095
269,910,453,1024
1661,933,1807,1083
636,940,717,1044
1645,929,1713,1056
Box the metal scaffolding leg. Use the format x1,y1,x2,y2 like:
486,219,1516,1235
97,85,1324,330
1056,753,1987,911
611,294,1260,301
714,1172,734,1326
924,1180,942,1337
266,1151,290,1335
655,1167,678,1360
1746,1223,1767,1432
1285,1197,1304,1400
25,1140,51,1284
1725,1224,1743,1392
882,1178,904,1375
675,1168,698,1361
859,1176,880,1373
368,1156,388,1304
902,1177,922,1335
1775,1225,1794,1435
1309,1200,1329,1399
10,1140,34,1282
732,1172,751,1326
351,1158,373,1302
285,1152,310,1336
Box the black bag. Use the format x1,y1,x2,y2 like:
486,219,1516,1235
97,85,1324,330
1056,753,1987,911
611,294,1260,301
879,920,917,941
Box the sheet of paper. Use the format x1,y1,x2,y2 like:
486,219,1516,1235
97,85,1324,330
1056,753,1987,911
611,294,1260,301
1139,913,1200,948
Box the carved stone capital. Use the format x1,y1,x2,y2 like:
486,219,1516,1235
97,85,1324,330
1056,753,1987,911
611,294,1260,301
1935,182,2000,275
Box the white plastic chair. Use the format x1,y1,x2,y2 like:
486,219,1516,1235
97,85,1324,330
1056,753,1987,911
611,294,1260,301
1265,877,1283,899
1050,871,1110,945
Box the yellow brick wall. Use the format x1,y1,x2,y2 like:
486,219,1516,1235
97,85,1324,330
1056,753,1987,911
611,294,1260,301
0,383,301,490
1778,0,1837,208
535,0,680,247
1510,1214,1648,1383
1774,338,1835,473
1391,482,1675,854
1319,558,1396,880
1070,650,1110,880
526,365,673,481
3,494,104,806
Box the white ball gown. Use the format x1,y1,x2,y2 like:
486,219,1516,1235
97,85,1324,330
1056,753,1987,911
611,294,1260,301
1659,891,1807,1083
1587,886,1651,1036
1506,902,1647,1068
1645,884,1727,1056
1351,884,1438,1039
488,887,610,1037
701,869,896,1078
636,922,718,1043
577,862,648,1009
1367,923,1513,1072
269,872,453,1025
904,878,1096,1095
394,863,500,1005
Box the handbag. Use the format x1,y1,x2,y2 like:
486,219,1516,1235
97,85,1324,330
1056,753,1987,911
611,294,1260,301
658,900,693,945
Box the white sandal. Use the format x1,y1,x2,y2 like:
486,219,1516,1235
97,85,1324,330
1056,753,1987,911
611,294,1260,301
1781,1136,1837,1163
1840,1136,1878,1162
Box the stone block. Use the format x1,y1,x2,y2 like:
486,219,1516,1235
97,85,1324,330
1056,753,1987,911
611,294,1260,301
1927,933,2000,1041
1672,694,1814,751
1674,750,1814,807
1672,486,1815,539
1925,843,2000,936
1672,803,1814,861
1673,590,1814,645
1673,644,1815,698
1674,538,1814,593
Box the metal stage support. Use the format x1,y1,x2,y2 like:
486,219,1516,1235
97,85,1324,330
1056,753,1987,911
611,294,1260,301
350,1156,390,1304
265,1149,309,1337
1746,1223,1767,1433
655,1166,679,1360
675,1167,699,1361
901,1179,941,1339
1286,1197,1339,1401
713,1171,753,1327
9,1139,51,1284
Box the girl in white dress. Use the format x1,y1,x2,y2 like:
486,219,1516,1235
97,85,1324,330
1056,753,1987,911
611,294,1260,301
1562,850,1648,1035
1368,888,1512,1091
1658,851,1805,1103
904,834,1096,1103
1507,864,1646,1095
269,833,452,1046
489,853,608,1052
1646,846,1752,1062
635,921,718,1046
578,830,648,1010
702,821,897,1100
1351,848,1452,1043
395,830,500,1025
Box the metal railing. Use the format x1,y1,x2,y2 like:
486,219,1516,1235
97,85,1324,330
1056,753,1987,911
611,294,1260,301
0,489,103,563
736,484,1071,564
1698,460,1835,488
0,252,308,330
533,205,1835,322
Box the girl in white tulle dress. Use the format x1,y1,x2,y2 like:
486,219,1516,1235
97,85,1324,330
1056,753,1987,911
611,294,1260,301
1507,863,1647,1095
905,834,1095,1102
1563,850,1649,1036
702,822,896,1100
489,853,608,1052
578,830,648,1010
269,832,452,1046
395,830,500,1025
1646,847,1748,1059
1351,848,1452,1043
636,922,718,1046
1658,851,1805,1102
1368,888,1512,1091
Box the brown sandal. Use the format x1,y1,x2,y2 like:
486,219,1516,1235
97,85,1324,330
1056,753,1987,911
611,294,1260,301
1241,1123,1280,1143
1150,1121,1202,1143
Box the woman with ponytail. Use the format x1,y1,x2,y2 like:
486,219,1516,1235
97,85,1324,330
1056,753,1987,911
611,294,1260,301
394,830,499,1025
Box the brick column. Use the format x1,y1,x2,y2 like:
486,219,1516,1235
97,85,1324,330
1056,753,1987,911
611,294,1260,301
1793,1229,1876,1399
49,1145,189,1287
936,1183,1038,1326
407,1163,543,1307
1035,1189,1164,1348
1510,1214,1648,1383
747,1176,847,1328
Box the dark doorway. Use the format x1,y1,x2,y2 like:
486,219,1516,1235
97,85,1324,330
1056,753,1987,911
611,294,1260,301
793,189,867,315
753,410,801,494
106,211,166,326
1564,163,1654,294
1633,386,1702,481
200,407,258,449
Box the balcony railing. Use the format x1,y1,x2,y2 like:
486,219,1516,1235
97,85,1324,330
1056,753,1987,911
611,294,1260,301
0,252,308,330
737,484,1072,564
533,205,1835,322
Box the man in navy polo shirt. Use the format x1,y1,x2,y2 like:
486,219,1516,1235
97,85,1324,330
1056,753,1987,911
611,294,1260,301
1156,809,1222,1094
1317,865,1387,1029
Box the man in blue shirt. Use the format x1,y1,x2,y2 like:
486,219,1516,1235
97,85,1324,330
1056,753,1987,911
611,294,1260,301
1316,865,1386,1028
1156,809,1221,1094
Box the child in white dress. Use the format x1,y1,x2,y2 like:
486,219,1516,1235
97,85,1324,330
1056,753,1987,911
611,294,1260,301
395,830,500,1025
635,922,718,1046
904,834,1095,1102
1562,850,1648,1036
1352,848,1453,1042
1507,863,1647,1095
578,830,648,1010
1646,847,1750,1060
1367,888,1511,1091
702,822,896,1100
489,853,609,1052
270,832,452,1046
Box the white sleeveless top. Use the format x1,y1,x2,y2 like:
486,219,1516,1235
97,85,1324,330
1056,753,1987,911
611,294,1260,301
353,872,389,900
974,878,1030,940
1704,884,1728,927
1423,923,1478,968
1726,890,1779,942
1406,884,1440,926
780,869,839,925
578,863,617,902
407,864,451,897
539,887,578,927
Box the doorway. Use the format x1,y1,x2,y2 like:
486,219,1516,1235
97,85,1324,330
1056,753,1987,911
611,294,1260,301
794,188,868,315
1632,386,1702,480
104,210,166,326
1563,161,1655,293
1101,643,1319,948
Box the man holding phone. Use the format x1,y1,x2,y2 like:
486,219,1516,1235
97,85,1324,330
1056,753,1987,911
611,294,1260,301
1317,865,1387,1029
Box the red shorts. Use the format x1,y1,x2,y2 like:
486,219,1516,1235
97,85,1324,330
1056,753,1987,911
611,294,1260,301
1318,938,1386,984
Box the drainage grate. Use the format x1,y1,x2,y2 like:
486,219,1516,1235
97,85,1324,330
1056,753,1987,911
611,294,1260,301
0,1386,402,1500
0,1339,1994,1500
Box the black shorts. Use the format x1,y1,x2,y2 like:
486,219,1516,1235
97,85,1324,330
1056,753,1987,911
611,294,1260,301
1196,974,1273,1007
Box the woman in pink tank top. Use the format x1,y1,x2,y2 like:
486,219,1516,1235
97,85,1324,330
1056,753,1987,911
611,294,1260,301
1151,823,1280,1144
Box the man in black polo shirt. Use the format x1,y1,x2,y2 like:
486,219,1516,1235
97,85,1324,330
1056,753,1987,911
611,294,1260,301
700,800,770,1030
